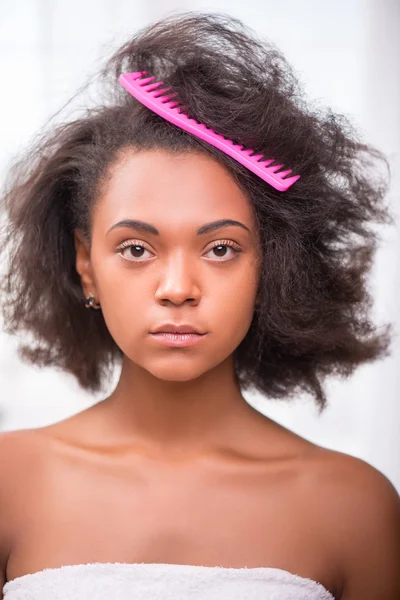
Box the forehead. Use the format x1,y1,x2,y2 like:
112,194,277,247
94,148,256,233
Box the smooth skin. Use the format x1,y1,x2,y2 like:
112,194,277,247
0,149,399,599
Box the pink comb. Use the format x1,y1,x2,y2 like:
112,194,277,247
119,71,300,192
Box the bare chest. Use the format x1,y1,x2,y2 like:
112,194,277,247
6,449,340,597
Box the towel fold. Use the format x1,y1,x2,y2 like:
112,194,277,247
3,562,335,599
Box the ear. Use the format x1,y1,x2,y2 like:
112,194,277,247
73,228,98,301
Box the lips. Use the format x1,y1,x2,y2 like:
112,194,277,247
151,323,205,334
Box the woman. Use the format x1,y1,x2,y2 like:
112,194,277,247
0,11,399,600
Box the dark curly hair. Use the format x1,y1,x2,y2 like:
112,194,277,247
0,12,394,413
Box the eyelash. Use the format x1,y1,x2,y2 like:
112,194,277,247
116,239,243,263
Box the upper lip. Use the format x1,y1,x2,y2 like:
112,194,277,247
151,323,205,334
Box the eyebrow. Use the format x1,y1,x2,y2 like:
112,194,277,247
106,218,251,236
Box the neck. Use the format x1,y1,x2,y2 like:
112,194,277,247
97,355,256,458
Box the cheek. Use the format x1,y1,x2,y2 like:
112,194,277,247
206,264,260,354
96,281,149,346
218,290,257,346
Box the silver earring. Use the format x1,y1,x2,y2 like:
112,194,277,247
84,292,101,310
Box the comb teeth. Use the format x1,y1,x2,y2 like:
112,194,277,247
119,71,300,192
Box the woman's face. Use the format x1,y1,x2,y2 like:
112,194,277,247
76,148,261,381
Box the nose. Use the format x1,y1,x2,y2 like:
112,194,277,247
154,251,201,306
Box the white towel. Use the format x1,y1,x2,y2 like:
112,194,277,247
3,562,335,599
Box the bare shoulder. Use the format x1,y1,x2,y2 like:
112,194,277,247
0,427,50,470
0,427,57,520
0,428,52,587
308,447,400,600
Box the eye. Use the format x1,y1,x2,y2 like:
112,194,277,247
204,240,242,261
117,242,153,262
116,240,242,263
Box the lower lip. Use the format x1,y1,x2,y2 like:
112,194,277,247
150,333,206,347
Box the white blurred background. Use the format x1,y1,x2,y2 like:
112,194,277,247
0,1,399,490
